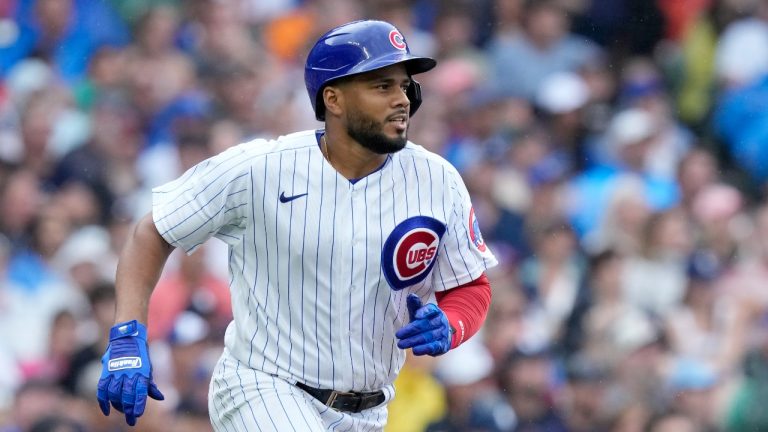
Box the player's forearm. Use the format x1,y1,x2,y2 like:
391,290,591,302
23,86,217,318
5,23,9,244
435,274,492,348
114,212,174,324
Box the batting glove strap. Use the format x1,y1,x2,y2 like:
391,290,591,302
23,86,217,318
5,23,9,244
109,319,147,341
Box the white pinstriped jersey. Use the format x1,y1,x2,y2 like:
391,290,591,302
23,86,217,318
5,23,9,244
152,129,497,394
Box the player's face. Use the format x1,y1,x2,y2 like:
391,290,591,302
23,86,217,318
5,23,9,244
343,64,411,154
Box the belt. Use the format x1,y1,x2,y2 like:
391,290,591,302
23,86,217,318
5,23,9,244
296,382,385,413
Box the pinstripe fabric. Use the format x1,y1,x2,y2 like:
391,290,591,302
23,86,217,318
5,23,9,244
209,348,388,431
152,129,497,429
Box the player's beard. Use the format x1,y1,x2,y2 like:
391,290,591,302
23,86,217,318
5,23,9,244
346,110,407,154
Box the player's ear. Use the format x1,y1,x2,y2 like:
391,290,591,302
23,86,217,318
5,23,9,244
322,85,344,118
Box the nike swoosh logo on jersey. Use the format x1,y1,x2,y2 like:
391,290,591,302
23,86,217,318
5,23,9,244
279,191,308,203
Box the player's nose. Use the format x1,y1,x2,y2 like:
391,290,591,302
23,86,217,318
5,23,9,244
393,86,410,110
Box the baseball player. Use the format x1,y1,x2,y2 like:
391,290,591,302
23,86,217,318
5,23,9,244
96,19,497,431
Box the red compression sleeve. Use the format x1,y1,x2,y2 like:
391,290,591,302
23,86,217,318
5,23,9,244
435,273,492,349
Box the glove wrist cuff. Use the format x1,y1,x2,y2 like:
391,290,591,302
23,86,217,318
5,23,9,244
109,320,147,341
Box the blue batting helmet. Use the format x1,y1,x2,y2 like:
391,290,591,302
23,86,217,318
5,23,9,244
304,20,437,121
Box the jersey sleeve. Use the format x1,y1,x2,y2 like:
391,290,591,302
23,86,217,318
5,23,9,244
431,167,497,290
151,143,255,254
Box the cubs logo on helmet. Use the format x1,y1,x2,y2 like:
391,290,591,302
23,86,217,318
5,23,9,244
382,216,447,290
469,207,486,252
389,30,406,50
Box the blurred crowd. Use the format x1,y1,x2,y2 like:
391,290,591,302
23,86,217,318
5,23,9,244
2,0,768,431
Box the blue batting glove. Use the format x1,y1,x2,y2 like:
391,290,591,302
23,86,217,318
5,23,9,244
396,294,452,356
97,320,164,426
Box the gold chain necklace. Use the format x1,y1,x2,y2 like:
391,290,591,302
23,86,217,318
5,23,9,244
321,134,331,163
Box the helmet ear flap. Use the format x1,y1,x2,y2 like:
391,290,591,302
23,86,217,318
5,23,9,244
407,80,423,117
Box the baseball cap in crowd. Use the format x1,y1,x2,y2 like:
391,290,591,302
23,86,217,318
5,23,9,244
168,311,210,346
433,337,494,386
528,155,569,187
612,309,660,353
666,357,718,392
691,183,742,224
618,76,664,105
565,352,609,383
535,71,590,114
686,249,722,283
51,226,111,274
431,57,482,97
607,108,657,147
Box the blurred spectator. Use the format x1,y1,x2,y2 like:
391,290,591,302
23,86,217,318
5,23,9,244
676,148,719,213
486,0,523,46
601,312,667,432
487,0,602,99
622,209,692,316
1,201,86,366
125,6,199,139
0,379,68,432
51,225,116,293
491,347,567,431
665,249,742,373
0,0,130,82
581,175,654,255
71,46,128,112
719,204,768,346
0,167,44,250
690,182,747,267
663,357,722,432
569,249,659,375
517,150,572,254
712,0,768,187
616,58,695,181
36,309,79,381
431,2,486,64
714,0,768,89
518,220,585,348
148,244,231,341
203,60,264,136
187,0,264,70
427,338,505,431
59,282,114,398
167,311,218,420
560,353,611,432
17,86,75,178
483,284,529,363
533,71,591,173
568,108,680,244
49,92,145,223
386,354,446,432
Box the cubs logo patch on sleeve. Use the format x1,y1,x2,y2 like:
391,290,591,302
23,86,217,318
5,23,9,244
468,207,487,252
382,216,447,290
